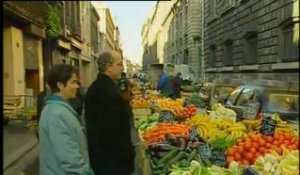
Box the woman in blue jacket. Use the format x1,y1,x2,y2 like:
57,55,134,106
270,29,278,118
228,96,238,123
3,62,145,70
39,64,94,175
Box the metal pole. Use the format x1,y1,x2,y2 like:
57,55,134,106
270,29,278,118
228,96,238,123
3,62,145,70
201,0,205,81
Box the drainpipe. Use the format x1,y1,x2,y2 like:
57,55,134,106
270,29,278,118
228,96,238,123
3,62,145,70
201,0,205,81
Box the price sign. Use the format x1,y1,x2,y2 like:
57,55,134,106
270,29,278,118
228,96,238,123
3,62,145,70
260,116,277,136
189,126,199,141
159,110,175,123
198,142,211,165
211,151,226,167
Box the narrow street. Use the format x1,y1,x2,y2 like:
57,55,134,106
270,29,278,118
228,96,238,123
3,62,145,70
6,122,142,175
3,121,39,175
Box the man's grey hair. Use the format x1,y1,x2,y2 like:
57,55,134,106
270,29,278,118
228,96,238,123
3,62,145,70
97,51,114,73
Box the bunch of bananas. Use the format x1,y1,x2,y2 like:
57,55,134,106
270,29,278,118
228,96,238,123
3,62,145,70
187,113,211,126
225,122,247,141
272,113,299,136
187,114,212,139
212,118,235,130
242,119,262,132
208,129,230,142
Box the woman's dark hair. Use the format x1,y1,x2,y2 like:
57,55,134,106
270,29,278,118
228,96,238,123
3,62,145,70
47,64,78,93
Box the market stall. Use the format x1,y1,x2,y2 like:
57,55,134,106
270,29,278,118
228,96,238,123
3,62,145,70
131,91,299,175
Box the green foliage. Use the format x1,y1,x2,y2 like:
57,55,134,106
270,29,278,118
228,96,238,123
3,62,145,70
45,3,61,39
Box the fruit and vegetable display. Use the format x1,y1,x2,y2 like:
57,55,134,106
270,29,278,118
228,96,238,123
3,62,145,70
132,93,299,175
142,123,189,144
132,98,150,108
174,104,197,119
156,98,185,111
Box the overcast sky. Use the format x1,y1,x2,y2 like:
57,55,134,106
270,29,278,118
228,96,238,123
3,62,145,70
92,1,156,65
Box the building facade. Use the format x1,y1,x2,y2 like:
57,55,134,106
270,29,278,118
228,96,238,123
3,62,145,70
141,17,151,71
90,4,100,80
204,0,299,88
141,0,203,78
3,1,47,96
164,0,203,78
94,3,117,51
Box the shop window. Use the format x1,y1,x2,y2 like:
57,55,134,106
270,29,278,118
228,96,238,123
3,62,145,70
224,40,234,66
244,32,258,64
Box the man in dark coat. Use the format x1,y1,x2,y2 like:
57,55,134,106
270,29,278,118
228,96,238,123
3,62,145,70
69,81,85,116
84,51,135,175
172,72,182,99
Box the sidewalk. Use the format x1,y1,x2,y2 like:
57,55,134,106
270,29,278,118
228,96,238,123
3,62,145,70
3,121,38,171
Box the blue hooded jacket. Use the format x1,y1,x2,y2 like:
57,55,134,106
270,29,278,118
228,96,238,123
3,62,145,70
157,72,173,97
39,94,94,175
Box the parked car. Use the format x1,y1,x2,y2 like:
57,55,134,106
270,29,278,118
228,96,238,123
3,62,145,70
224,85,299,125
197,82,237,112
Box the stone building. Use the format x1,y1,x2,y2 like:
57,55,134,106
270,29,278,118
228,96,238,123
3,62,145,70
164,0,202,78
141,0,203,78
90,4,100,80
141,1,173,71
3,1,47,96
93,3,117,51
204,0,299,88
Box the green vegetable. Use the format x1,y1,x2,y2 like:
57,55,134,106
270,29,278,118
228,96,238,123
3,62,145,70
210,137,235,152
167,151,186,166
187,149,198,162
158,149,179,165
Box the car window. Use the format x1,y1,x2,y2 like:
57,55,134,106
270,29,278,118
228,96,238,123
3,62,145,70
268,93,299,113
226,88,242,106
214,86,235,99
236,88,255,106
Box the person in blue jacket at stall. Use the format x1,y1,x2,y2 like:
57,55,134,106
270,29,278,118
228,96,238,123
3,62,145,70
157,69,173,98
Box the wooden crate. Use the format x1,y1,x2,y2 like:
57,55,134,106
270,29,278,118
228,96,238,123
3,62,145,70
132,107,151,116
142,156,152,175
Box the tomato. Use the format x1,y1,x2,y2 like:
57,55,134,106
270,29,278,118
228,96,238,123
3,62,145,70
236,139,243,145
274,134,280,140
259,147,267,154
258,139,266,146
250,135,259,142
244,137,251,143
283,140,291,146
242,159,250,166
226,156,235,164
245,142,253,150
234,152,242,161
249,147,257,153
227,148,235,156
256,133,263,138
274,147,283,155
252,142,259,148
236,146,244,154
264,136,273,143
254,152,261,159
283,132,291,139
244,152,254,161
273,140,280,146
265,143,272,149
